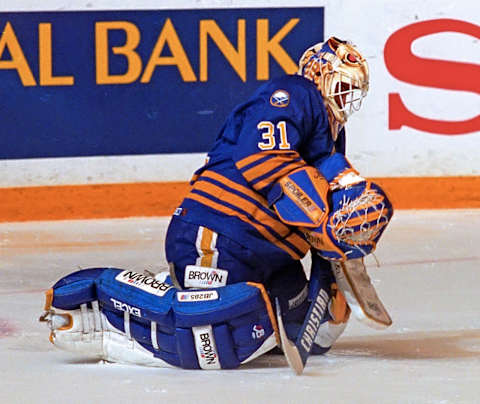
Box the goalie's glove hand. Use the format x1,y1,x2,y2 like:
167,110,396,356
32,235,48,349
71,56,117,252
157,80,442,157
302,153,393,261
40,268,278,369
303,180,393,261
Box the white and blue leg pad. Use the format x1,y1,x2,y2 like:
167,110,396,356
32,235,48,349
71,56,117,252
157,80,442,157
42,268,278,369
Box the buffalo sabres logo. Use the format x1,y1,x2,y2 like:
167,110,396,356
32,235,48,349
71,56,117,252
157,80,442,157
270,89,290,108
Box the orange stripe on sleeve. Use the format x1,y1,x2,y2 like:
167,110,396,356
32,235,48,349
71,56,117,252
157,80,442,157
186,193,306,260
235,153,269,170
241,154,305,184
197,171,310,252
235,150,300,170
201,171,269,206
193,180,293,239
251,160,306,191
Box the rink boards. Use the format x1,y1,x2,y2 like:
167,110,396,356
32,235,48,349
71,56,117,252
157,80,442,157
0,0,479,220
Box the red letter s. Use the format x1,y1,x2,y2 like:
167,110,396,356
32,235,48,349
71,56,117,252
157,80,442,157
384,19,480,135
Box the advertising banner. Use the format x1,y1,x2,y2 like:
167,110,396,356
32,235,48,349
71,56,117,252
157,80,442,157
0,8,324,159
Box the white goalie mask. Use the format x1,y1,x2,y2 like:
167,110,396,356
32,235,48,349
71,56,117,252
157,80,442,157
298,37,369,125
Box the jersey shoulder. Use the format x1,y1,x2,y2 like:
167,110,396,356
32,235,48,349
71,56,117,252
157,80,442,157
256,74,321,105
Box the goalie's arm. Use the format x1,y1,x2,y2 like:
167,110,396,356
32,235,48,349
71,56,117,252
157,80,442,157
263,152,366,229
231,79,335,207
260,152,393,261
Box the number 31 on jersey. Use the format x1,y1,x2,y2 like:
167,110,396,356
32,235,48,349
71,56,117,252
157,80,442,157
257,121,291,150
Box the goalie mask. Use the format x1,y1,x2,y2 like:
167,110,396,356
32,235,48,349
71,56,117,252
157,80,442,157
298,37,369,129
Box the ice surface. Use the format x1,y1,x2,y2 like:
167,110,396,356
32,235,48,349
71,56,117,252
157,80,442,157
1,211,479,404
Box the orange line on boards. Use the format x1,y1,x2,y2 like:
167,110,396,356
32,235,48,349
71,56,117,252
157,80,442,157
374,177,480,210
1,177,479,222
0,182,191,222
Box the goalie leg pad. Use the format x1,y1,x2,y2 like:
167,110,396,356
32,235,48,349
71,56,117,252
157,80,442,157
41,268,279,369
45,307,175,368
276,256,350,355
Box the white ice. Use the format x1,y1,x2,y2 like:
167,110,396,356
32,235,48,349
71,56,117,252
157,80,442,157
1,210,479,404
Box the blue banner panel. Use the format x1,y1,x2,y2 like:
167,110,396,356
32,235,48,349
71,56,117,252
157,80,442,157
0,8,324,159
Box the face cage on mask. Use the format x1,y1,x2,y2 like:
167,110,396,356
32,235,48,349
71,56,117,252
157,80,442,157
327,72,368,120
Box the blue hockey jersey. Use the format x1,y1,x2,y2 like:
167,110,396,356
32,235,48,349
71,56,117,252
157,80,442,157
176,74,346,267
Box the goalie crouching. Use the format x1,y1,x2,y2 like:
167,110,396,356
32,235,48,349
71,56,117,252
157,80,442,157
40,36,394,370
